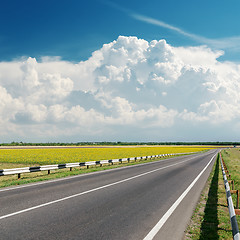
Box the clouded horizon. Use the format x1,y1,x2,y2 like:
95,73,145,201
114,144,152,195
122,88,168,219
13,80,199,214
1,36,240,142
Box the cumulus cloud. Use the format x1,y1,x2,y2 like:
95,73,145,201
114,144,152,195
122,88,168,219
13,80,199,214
1,36,240,141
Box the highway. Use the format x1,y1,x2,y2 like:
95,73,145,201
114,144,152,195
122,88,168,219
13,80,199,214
0,150,218,240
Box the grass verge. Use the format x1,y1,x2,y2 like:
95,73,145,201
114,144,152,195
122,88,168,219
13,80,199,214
184,152,240,239
221,148,240,206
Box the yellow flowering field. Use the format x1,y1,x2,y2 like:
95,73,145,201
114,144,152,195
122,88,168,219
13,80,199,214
0,146,215,166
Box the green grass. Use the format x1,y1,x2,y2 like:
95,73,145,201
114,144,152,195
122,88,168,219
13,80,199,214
221,148,240,198
185,151,240,239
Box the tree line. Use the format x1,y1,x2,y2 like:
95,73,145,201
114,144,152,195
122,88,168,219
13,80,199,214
0,141,238,146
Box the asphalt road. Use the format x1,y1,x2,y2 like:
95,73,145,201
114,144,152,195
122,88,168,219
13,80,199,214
0,150,218,240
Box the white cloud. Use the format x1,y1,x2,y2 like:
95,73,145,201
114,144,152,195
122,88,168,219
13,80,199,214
131,13,208,43
1,36,240,141
130,12,240,52
102,1,240,52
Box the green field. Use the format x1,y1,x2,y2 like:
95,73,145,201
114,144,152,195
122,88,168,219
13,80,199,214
221,148,240,193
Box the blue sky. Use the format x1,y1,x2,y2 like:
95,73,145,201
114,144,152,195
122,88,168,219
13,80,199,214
1,0,240,62
1,0,240,142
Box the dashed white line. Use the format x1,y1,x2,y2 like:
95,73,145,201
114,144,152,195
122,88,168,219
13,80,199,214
0,155,201,220
0,153,202,193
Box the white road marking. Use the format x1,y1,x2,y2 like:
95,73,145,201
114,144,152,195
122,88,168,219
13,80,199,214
143,152,217,240
0,154,202,220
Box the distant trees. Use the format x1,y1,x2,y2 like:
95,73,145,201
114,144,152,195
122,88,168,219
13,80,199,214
0,141,239,146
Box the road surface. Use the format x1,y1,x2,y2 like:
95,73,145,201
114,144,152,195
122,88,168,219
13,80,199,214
0,150,218,240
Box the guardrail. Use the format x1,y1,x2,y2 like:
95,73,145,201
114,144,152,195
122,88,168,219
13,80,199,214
0,152,196,179
220,153,240,240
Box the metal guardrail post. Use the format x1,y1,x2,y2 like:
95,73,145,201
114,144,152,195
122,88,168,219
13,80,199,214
238,190,239,210
231,190,240,210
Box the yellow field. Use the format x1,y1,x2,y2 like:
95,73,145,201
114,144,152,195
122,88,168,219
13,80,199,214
0,146,214,166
